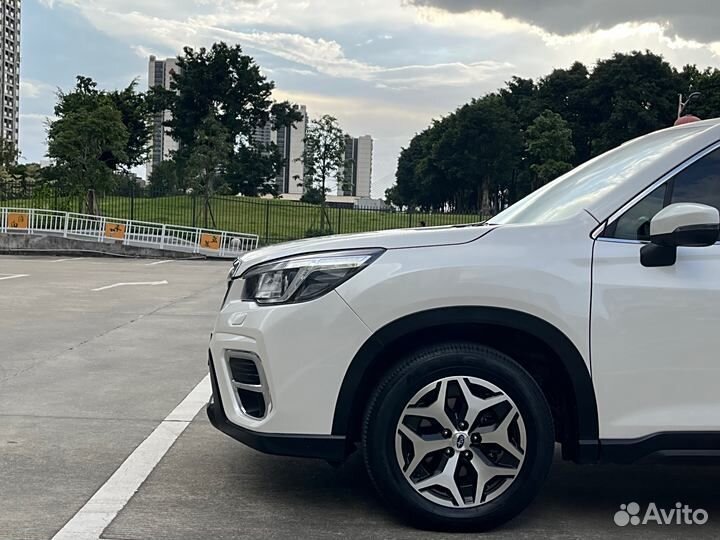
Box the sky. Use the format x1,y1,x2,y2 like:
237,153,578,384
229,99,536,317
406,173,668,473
19,0,720,197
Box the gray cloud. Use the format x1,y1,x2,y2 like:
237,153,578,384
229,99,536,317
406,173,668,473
406,0,720,43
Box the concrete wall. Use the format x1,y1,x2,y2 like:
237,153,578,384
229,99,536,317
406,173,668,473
0,233,208,259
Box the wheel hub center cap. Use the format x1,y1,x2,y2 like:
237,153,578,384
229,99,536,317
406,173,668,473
452,432,470,451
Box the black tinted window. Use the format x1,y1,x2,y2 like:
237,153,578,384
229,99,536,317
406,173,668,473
610,184,666,241
608,148,720,241
670,148,720,209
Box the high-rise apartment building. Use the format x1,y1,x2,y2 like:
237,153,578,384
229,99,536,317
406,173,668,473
147,55,180,178
1,0,20,151
338,135,373,198
253,105,308,194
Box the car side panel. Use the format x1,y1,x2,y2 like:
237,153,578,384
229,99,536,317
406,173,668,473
336,213,597,373
591,240,720,439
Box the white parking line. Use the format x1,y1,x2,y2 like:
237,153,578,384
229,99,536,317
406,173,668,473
92,280,169,292
52,258,85,263
51,375,211,540
0,274,29,281
146,260,173,266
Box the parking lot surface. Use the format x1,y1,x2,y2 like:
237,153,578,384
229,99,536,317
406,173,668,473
2,255,720,539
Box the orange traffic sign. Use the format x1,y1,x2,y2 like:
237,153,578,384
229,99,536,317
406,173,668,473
200,233,221,250
7,212,29,229
105,222,126,240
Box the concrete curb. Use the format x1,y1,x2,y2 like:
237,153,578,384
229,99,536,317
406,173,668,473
0,233,214,260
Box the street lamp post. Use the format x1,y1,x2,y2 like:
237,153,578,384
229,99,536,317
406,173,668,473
678,92,701,120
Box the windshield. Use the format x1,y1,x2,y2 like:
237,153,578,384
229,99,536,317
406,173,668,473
491,125,709,225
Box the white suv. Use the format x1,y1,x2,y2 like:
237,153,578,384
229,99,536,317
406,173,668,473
207,119,720,531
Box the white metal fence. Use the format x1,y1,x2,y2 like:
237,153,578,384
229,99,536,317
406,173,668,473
0,207,259,257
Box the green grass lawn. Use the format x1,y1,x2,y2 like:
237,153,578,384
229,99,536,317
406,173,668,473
3,194,483,245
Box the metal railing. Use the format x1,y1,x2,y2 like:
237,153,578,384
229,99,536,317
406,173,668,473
0,207,259,257
1,187,487,246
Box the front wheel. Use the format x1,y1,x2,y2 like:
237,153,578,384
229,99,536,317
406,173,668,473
362,342,554,531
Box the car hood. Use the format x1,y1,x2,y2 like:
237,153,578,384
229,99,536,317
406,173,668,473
237,224,496,268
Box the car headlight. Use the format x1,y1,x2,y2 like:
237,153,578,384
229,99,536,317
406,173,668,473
234,249,384,305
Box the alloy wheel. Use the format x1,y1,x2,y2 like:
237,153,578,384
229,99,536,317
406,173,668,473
394,376,527,508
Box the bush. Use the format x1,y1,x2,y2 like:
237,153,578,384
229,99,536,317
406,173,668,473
304,227,334,238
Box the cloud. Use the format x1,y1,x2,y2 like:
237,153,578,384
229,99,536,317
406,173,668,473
405,0,720,44
21,80,56,99
51,4,510,89
23,0,720,194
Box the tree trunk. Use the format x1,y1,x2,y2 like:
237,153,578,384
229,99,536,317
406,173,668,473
86,189,100,216
481,184,491,218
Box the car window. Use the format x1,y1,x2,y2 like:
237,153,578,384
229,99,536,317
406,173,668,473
491,124,708,226
607,147,720,241
610,184,666,241
670,148,720,209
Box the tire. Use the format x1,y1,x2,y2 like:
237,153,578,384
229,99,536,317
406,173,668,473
362,342,554,531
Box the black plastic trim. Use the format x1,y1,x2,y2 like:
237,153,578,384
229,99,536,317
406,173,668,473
331,306,600,463
206,352,347,461
601,432,720,463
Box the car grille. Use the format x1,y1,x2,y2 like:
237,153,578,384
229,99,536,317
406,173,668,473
227,353,269,419
229,357,261,386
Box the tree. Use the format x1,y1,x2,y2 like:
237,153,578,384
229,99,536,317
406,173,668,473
184,116,233,227
392,96,521,213
392,122,445,209
147,160,180,197
108,80,153,170
678,65,720,120
42,76,153,213
536,62,591,163
53,76,150,174
526,110,575,188
300,115,346,203
0,137,19,168
162,43,303,195
47,96,129,214
438,95,522,214
0,143,40,201
388,50,706,212
586,51,682,154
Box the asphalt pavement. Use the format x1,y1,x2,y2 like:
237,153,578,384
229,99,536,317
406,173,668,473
2,255,720,540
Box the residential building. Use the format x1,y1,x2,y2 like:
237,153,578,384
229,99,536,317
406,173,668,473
338,135,373,198
253,105,308,194
147,55,180,178
1,0,20,152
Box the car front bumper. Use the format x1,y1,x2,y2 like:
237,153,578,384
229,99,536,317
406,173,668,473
206,353,348,461
207,288,372,460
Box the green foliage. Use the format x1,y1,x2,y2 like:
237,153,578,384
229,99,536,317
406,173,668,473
0,137,19,168
47,87,129,214
300,115,346,202
526,110,575,187
226,143,284,197
300,186,326,205
394,95,521,212
108,80,154,169
587,51,681,154
390,50,718,211
304,226,334,238
184,116,233,227
45,76,153,213
148,160,181,197
0,139,41,200
678,64,720,120
163,42,303,196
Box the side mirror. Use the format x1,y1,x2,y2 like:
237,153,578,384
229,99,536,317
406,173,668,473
641,203,719,267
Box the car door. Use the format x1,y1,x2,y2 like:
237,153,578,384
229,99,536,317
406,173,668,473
591,144,720,440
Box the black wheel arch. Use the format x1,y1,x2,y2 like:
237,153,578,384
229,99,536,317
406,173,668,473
333,306,600,463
